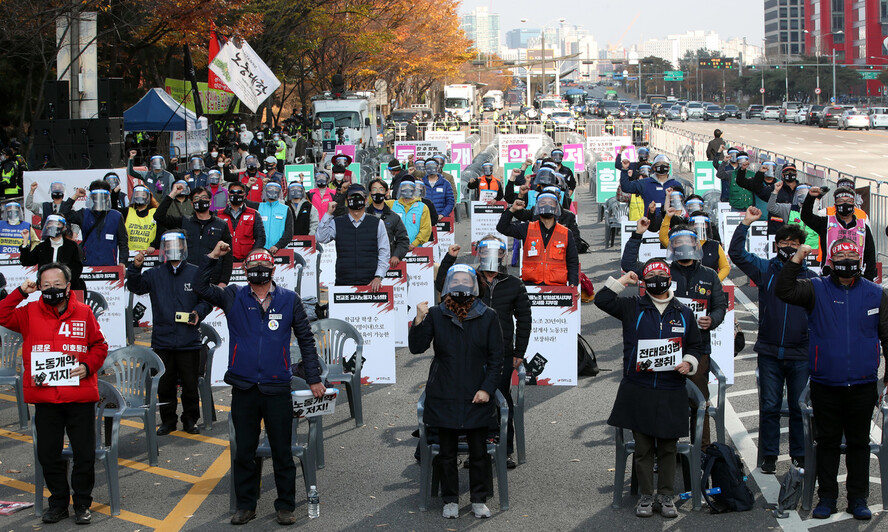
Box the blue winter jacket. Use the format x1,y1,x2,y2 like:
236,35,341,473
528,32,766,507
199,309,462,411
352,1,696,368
618,173,683,218
422,176,455,217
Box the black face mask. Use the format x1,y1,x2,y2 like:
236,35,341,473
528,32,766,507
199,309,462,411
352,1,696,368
229,193,245,206
448,291,474,304
51,192,64,200
782,174,797,182
193,200,211,213
371,193,386,204
347,196,366,210
644,276,671,295
245,265,273,285
835,203,855,217
832,259,861,278
777,246,797,262
41,287,68,306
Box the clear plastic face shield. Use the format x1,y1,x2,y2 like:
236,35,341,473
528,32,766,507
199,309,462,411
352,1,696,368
534,168,557,189
533,192,562,218
314,171,329,187
638,164,652,177
104,173,120,189
160,232,188,263
761,161,777,179
207,170,222,185
728,149,739,163
424,160,439,176
131,186,151,207
256,132,264,141
669,191,685,212
793,185,810,206
432,155,446,169
245,156,260,171
690,215,713,241
667,230,703,261
442,265,480,297
399,181,416,199
174,180,190,197
4,202,23,225
481,163,494,176
190,157,204,172
50,181,65,198
532,158,543,173
477,239,507,272
43,214,66,239
88,190,111,212
414,182,427,198
685,198,704,213
550,149,564,164
637,147,650,161
264,182,282,202
149,155,165,172
288,183,305,200
736,155,749,167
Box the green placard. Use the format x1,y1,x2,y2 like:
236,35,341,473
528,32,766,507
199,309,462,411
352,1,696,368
444,163,461,203
596,161,619,203
284,164,314,187
347,162,361,184
503,162,533,179
693,161,719,193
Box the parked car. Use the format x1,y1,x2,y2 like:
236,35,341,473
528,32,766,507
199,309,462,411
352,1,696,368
723,104,742,119
868,107,888,129
550,110,575,129
685,102,704,119
779,101,802,122
746,104,764,119
806,105,825,126
761,106,781,120
819,106,845,128
703,105,727,121
838,110,870,130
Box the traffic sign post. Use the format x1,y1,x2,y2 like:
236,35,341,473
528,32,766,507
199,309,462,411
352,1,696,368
759,87,766,94
664,70,684,81
814,87,821,95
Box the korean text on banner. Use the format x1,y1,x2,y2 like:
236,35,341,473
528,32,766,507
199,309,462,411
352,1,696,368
395,141,447,164
709,285,735,384
433,216,455,263
403,247,434,330
80,266,127,350
450,143,473,169
563,143,585,172
286,236,319,300
498,134,544,167
328,285,396,384
284,164,315,187
586,136,632,162
521,286,579,386
209,40,281,113
31,351,79,387
595,161,619,202
382,261,409,347
425,131,466,149
292,388,339,418
693,161,719,194
470,201,508,244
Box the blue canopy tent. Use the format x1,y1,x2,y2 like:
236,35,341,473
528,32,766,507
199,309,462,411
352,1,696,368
124,88,208,157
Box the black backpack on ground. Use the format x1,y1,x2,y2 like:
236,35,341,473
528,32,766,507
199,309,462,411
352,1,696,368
701,442,755,513
577,334,599,377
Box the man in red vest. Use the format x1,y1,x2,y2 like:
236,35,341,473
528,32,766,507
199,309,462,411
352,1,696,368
215,182,266,262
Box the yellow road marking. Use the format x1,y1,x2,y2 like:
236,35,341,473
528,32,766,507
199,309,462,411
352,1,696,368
0,427,32,443
118,419,229,446
158,449,231,531
117,458,201,484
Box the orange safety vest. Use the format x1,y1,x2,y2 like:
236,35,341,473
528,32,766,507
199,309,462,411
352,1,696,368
522,221,569,285
825,205,867,220
478,177,502,191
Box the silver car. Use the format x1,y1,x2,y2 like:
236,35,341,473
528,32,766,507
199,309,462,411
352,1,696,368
685,102,704,119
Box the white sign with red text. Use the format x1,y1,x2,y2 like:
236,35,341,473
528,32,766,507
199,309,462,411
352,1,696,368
328,285,396,384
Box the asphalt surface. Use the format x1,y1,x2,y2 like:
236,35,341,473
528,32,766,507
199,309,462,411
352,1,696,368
0,177,886,531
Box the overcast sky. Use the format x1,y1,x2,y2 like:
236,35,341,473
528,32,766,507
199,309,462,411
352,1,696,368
457,0,765,48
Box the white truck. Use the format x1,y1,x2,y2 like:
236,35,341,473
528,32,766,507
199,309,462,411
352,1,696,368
310,92,378,162
482,90,504,112
444,84,477,123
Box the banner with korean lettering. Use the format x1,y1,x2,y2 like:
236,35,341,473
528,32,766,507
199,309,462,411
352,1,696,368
394,141,447,165
709,285,735,384
425,131,466,149
521,286,579,386
498,134,545,167
403,247,434,325
595,162,619,202
693,161,719,193
80,266,127,349
586,136,631,162
470,201,508,244
209,39,281,113
620,222,666,270
328,285,396,384
433,216,455,263
284,164,315,188
450,142,473,170
563,143,585,172
287,236,319,300
382,261,409,347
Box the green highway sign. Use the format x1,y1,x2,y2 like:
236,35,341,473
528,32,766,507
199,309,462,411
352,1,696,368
664,70,684,81
860,71,879,80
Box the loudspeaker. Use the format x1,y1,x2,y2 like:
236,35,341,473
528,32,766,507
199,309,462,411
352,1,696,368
98,78,123,118
43,80,70,120
67,118,124,145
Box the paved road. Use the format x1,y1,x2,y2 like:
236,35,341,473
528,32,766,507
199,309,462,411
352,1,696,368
0,183,885,531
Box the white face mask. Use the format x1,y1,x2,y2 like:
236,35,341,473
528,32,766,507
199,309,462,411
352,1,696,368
211,151,218,158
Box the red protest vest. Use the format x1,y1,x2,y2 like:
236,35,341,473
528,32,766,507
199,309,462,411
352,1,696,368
522,221,569,285
217,207,259,260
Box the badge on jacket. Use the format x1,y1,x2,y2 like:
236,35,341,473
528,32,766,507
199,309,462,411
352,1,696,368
268,319,279,331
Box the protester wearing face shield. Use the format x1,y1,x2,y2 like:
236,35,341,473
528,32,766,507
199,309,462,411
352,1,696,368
467,162,504,201
257,182,293,255
317,184,389,289
238,155,267,204
385,178,431,248
735,158,784,227
422,158,455,218
595,259,702,518
196,242,324,525
123,185,160,253
714,147,740,202
214,182,266,263
180,156,208,190
0,201,32,253
19,215,86,291
497,192,579,286
767,182,821,250
286,182,319,236
60,181,129,266
512,185,581,244
616,155,650,222
331,154,354,183
409,264,504,519
434,238,531,468
128,151,175,199
0,262,108,525
776,239,888,520
619,154,684,220
430,153,458,195
25,181,67,227
730,209,815,473
204,169,228,212
264,156,284,186
801,186,876,280
387,159,411,200
412,181,439,225
127,231,211,436
550,148,576,194
622,217,727,450
307,170,336,215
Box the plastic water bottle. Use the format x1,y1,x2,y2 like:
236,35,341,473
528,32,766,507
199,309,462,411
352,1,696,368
308,486,320,519
679,487,721,500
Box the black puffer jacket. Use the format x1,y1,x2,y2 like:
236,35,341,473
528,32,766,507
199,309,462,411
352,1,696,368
408,299,504,430
435,253,532,359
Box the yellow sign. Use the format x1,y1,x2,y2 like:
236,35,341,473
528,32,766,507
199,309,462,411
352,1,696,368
163,78,239,115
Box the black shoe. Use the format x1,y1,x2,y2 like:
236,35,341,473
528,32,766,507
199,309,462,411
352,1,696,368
791,456,805,469
230,509,256,525
74,507,91,525
42,506,69,523
276,509,297,525
182,420,200,435
156,422,177,436
761,455,777,474
463,459,470,469
506,455,517,469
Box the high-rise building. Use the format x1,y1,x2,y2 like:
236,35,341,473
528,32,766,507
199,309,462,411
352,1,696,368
764,0,806,61
639,31,720,67
506,28,541,49
460,7,501,55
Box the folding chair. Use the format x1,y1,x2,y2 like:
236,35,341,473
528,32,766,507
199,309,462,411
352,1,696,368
310,319,363,427
198,323,221,429
0,326,28,428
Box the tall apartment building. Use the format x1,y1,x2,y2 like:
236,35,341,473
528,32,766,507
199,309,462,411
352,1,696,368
764,0,806,60
460,6,501,55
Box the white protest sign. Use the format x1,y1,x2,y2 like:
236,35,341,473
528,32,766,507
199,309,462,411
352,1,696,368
620,222,667,270
209,39,281,113
0,254,39,302
31,350,79,387
292,388,339,418
748,221,772,260
382,261,409,347
470,201,508,244
720,212,745,257
395,141,447,162
287,236,319,300
433,216,455,263
478,190,498,202
425,131,466,149
709,285,735,384
80,266,127,349
318,241,336,290
586,136,632,162
328,285,397,384
675,297,708,320
636,338,682,372
127,251,160,327
522,286,579,386
498,134,545,167
403,247,434,323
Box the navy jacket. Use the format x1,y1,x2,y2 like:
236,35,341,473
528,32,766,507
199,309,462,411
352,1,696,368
422,176,455,217
618,174,683,219
776,260,888,387
728,223,816,360
195,257,321,394
125,261,212,350
595,285,703,390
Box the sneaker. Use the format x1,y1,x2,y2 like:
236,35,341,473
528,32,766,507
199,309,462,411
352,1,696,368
74,506,91,525
276,509,297,525
442,502,459,519
655,494,678,518
230,508,256,525
635,494,655,518
846,498,872,520
791,456,805,469
42,506,69,524
812,497,837,519
761,455,777,474
472,503,491,518
506,455,517,469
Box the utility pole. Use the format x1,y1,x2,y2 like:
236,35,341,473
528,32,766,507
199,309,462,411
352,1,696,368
832,49,836,104
541,33,546,96
761,69,765,106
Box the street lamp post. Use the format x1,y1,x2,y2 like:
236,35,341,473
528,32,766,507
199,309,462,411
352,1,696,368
521,17,565,99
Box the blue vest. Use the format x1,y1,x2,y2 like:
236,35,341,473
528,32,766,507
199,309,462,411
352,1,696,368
0,220,30,253
333,215,379,285
82,209,123,265
392,200,424,242
224,285,297,392
807,277,883,387
259,201,288,246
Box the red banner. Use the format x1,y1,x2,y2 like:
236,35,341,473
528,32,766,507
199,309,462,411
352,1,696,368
208,30,232,93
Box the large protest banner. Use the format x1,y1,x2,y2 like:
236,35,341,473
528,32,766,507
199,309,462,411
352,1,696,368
328,285,396,384
80,266,127,349
403,247,434,322
382,261,409,347
287,236,320,300
498,134,545,166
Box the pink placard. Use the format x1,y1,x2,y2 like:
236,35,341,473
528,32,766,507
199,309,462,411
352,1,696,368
563,143,585,172
450,143,473,169
614,145,638,162
334,145,356,160
394,145,416,163
505,144,530,163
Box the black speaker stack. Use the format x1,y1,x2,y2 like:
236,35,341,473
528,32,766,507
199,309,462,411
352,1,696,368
34,78,125,169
